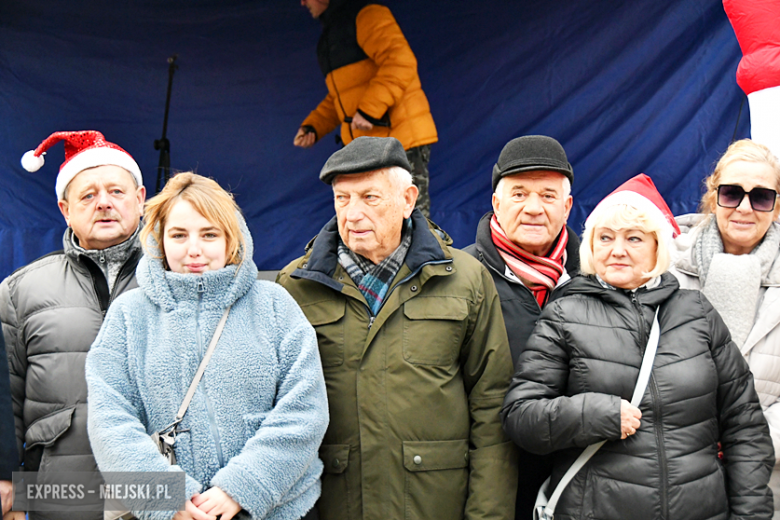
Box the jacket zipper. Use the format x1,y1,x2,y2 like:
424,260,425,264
195,279,225,468
631,291,668,520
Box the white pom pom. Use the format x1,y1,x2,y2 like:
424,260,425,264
21,150,45,172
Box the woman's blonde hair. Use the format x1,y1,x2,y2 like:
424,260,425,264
140,172,245,267
700,139,780,214
580,204,671,279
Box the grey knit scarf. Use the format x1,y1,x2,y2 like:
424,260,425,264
693,217,780,347
72,226,140,294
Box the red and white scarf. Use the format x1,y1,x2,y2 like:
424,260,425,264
490,214,568,307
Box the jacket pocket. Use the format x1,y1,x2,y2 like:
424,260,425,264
318,444,352,519
403,439,469,520
25,406,76,450
25,406,76,472
301,300,346,367
403,297,469,366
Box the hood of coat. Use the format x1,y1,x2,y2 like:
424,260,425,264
135,213,258,311
559,272,680,309
672,213,780,285
294,208,452,282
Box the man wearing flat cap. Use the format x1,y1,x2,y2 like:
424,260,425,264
464,135,580,519
278,136,517,520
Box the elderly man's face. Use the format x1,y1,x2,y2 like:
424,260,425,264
492,171,572,256
58,165,146,250
333,170,417,264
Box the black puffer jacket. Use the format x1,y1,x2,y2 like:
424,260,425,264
501,273,774,520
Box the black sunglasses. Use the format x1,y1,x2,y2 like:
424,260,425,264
717,184,779,212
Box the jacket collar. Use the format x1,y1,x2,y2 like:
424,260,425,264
473,211,580,277
136,215,258,311
63,226,143,272
561,272,680,308
292,209,452,289
673,214,780,286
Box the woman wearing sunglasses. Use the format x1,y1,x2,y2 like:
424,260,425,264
670,138,780,517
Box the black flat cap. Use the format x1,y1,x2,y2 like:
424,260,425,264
492,135,573,191
320,136,411,185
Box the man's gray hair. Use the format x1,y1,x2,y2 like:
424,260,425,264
383,166,413,192
495,174,571,198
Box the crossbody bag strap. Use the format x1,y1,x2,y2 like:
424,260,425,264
542,307,661,518
174,305,232,423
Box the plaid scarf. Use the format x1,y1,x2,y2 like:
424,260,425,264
490,214,568,307
338,219,413,315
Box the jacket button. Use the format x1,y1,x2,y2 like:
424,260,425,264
445,266,453,272
411,285,418,292
413,455,422,465
339,276,344,281
302,263,308,268
333,459,340,468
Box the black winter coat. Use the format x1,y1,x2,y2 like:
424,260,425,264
463,212,580,519
501,274,774,520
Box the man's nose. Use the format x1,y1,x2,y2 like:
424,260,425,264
95,190,113,209
524,193,543,213
345,200,365,221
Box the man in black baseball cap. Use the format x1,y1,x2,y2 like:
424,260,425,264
464,135,581,520
278,136,517,520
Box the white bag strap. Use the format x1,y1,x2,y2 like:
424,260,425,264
174,305,231,423
540,307,660,520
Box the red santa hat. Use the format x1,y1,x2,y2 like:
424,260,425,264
21,130,143,200
584,174,681,247
723,0,780,158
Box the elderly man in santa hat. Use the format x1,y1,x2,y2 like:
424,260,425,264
1,131,146,520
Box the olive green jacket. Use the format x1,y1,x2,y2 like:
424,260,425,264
277,210,517,520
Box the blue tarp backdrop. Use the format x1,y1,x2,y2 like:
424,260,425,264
0,0,748,279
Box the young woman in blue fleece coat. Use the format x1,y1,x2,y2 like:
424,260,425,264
86,172,328,520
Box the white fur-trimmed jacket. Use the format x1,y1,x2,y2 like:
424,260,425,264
85,221,328,520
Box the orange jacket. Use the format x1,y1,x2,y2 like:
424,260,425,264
302,4,437,150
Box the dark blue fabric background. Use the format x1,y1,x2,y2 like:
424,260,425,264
0,0,748,278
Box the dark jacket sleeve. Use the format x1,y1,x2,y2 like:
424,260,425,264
501,301,622,455
702,293,774,518
0,331,19,479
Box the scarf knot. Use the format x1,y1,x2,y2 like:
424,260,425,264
338,219,413,315
490,214,567,307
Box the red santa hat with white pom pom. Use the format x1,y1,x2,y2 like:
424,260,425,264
584,173,682,249
21,130,143,201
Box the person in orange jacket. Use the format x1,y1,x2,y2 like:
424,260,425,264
294,0,438,217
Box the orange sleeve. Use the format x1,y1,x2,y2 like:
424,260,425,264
355,5,417,120
302,90,341,142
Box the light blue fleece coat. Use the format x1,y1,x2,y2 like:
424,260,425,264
86,219,328,520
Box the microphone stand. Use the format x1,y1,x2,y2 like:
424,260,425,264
154,54,178,193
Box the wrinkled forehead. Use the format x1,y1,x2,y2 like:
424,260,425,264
332,169,395,193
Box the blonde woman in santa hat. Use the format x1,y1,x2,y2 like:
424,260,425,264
670,139,780,517
501,174,773,520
